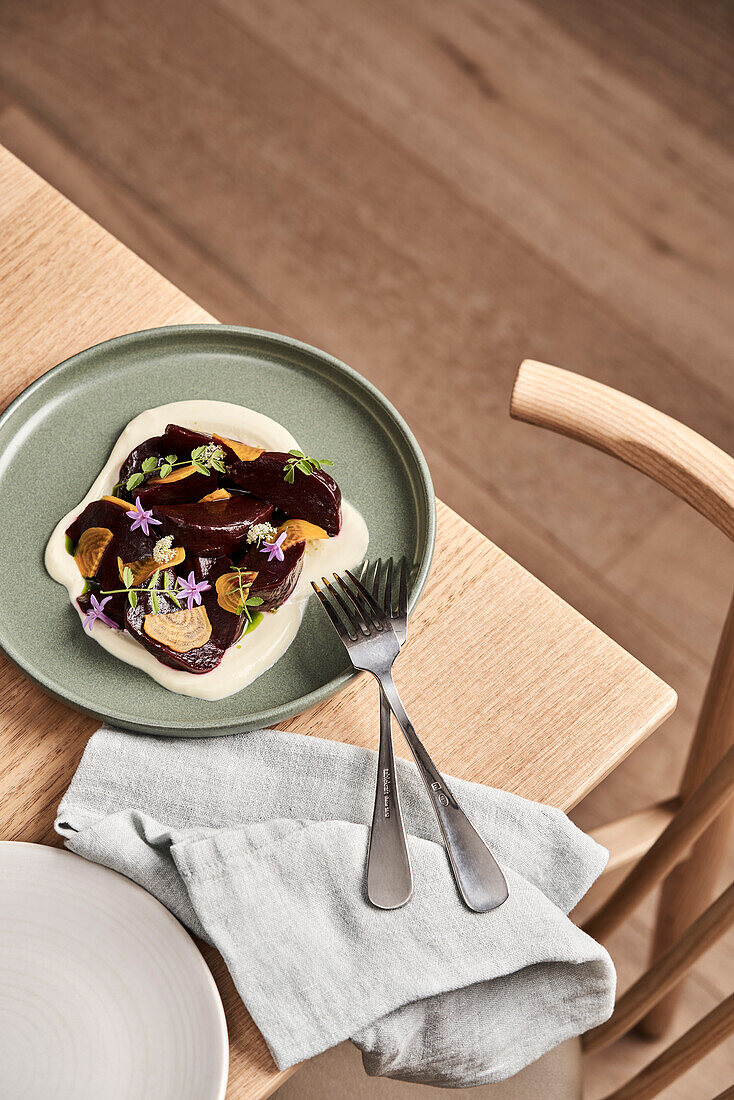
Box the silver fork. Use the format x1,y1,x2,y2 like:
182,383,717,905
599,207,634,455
313,563,509,913
360,558,413,909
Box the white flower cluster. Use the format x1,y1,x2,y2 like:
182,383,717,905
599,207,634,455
247,522,277,546
201,443,225,466
152,535,177,564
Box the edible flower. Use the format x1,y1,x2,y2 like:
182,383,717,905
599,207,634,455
126,497,162,537
247,522,277,547
177,570,211,611
261,531,287,562
152,535,177,564
83,594,118,632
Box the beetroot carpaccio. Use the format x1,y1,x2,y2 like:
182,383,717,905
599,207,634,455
65,424,340,674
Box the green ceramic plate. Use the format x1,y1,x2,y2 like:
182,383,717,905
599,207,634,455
0,326,435,736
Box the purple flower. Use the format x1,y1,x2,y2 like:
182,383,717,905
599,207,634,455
126,496,162,537
177,571,211,611
83,594,118,632
261,531,287,562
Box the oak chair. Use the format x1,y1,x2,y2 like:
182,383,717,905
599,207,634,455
277,363,734,1099
510,360,734,1090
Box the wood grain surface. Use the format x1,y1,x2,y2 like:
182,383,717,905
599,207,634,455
0,148,677,1098
1,2,732,1091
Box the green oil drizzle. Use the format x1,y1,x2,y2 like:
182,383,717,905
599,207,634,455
244,611,263,634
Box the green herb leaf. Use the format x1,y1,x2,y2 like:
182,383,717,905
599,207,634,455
126,472,144,491
141,456,158,473
282,450,333,483
162,572,171,591
122,566,134,589
151,592,160,614
169,594,182,609
191,446,206,461
159,463,173,478
165,454,177,465
128,590,138,608
246,596,264,607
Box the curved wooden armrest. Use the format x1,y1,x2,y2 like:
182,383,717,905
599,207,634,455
510,360,734,541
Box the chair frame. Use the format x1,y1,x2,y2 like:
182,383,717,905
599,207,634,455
510,360,734,1097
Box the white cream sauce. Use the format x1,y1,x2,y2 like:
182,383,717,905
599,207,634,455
45,401,369,699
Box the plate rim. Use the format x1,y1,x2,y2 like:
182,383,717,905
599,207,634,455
0,840,229,1100
0,324,436,734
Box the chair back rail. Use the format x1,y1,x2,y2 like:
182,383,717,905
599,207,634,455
510,360,734,539
600,993,734,1100
587,799,679,876
510,360,734,1072
584,743,734,943
585,879,734,1053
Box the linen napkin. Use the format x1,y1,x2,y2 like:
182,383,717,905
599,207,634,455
56,726,615,1089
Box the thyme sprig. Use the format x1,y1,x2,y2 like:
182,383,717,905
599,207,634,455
282,450,333,484
101,565,182,613
229,565,264,622
123,453,178,493
122,443,227,492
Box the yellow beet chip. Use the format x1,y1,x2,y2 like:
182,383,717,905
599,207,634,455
143,606,212,653
213,433,263,462
276,519,329,551
74,527,113,577
215,570,258,615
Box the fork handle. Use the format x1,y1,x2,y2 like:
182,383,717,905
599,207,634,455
376,671,509,913
366,687,414,909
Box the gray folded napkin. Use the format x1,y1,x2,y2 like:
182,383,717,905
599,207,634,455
56,726,615,1089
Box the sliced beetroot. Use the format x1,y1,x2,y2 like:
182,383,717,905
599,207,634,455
76,580,128,630
160,424,245,466
118,424,210,484
67,500,156,627
162,423,212,453
135,468,214,508
125,580,225,674
225,452,341,536
194,556,247,650
117,434,169,489
117,425,220,504
71,425,342,673
66,499,155,572
153,496,273,556
238,541,305,611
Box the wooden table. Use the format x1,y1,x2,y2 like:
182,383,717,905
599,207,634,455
0,147,677,1098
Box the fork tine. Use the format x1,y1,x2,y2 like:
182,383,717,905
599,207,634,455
324,576,370,635
398,556,408,618
369,557,382,600
311,581,355,644
384,557,394,618
359,558,380,601
344,569,388,623
333,573,383,631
